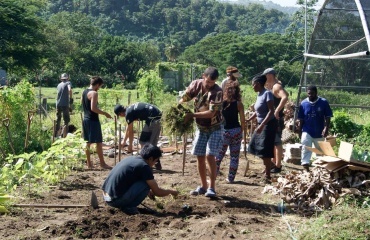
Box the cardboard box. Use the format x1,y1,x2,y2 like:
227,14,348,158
306,141,370,172
325,136,337,147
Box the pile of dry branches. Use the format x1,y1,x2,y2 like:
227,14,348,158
266,167,370,213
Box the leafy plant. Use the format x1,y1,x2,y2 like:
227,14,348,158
0,132,85,194
330,111,362,140
137,68,165,105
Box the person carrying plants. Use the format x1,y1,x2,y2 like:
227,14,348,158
297,85,333,172
101,144,178,215
55,73,72,137
114,102,163,170
81,76,112,169
179,66,223,198
263,68,289,173
215,66,245,183
246,74,277,183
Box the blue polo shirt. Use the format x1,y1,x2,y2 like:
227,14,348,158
298,97,333,138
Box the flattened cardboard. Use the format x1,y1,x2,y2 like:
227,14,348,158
306,140,370,172
305,146,323,155
347,164,370,172
325,136,337,147
321,161,348,172
337,141,353,161
318,141,336,157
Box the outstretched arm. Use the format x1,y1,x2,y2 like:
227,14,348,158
122,122,134,151
89,91,112,118
146,179,178,197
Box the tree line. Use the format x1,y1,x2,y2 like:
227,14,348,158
0,0,317,88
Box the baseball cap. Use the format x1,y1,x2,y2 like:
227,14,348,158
262,68,276,75
60,73,69,80
114,104,125,116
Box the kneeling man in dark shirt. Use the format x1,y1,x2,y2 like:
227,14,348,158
102,144,178,215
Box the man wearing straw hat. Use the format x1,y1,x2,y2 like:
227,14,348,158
55,73,72,137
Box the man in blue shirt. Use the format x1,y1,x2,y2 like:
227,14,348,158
297,85,333,171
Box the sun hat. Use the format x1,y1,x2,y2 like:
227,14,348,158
226,66,242,78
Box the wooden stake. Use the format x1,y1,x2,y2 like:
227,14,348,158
136,121,140,151
80,112,84,138
24,111,34,151
114,116,117,166
52,119,56,143
118,123,122,162
182,133,187,176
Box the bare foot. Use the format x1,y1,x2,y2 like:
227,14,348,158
100,163,112,170
86,164,94,170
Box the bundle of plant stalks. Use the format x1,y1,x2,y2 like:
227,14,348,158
163,104,194,136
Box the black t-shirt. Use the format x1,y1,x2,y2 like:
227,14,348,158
102,155,154,199
125,102,162,125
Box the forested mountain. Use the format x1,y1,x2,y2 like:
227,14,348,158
219,0,298,15
46,0,292,50
2,0,307,88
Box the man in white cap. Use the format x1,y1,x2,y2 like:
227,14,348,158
55,73,72,137
263,68,289,173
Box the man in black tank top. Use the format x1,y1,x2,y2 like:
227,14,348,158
263,68,289,173
81,76,112,170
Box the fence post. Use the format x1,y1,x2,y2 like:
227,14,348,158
128,91,131,105
42,98,47,117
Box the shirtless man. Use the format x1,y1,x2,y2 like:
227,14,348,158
263,68,289,173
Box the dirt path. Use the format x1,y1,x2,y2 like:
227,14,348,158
0,150,304,239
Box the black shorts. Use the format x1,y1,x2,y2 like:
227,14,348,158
248,119,277,158
274,118,284,145
83,119,103,143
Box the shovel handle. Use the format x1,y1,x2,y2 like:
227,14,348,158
12,204,89,208
28,111,35,121
2,118,9,128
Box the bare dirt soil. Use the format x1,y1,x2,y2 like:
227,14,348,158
0,146,306,240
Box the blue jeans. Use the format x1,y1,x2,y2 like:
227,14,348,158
106,181,150,209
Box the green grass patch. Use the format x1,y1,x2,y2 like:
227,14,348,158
291,201,370,240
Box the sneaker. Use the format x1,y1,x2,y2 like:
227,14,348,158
271,167,282,173
155,161,162,170
204,188,217,198
122,206,139,215
190,186,206,196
